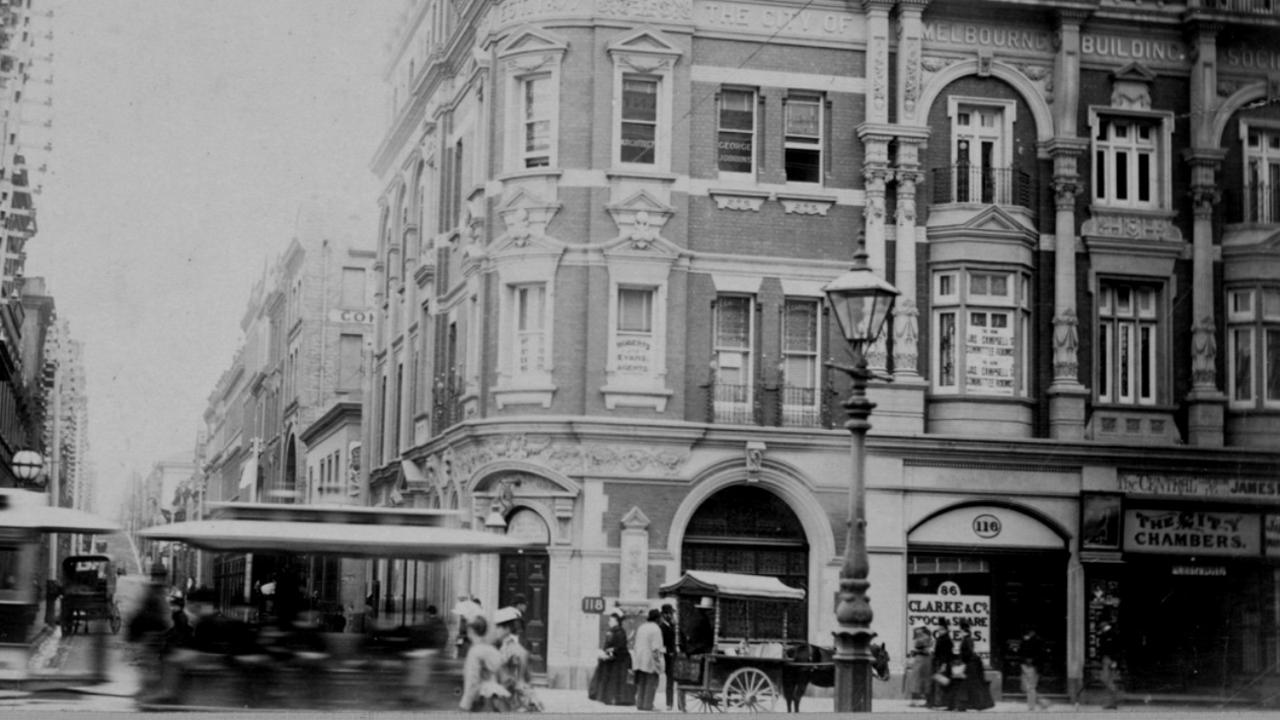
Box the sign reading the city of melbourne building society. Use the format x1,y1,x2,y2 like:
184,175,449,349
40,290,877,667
907,581,991,661
1122,510,1260,556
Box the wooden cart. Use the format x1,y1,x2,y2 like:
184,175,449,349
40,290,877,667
60,554,121,635
661,570,818,713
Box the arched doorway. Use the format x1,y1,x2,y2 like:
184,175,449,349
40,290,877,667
500,508,550,674
681,485,809,640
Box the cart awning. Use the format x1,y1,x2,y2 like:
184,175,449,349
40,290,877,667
659,570,805,600
140,519,537,560
0,490,120,533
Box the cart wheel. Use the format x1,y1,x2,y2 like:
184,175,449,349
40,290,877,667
721,667,777,712
684,687,722,713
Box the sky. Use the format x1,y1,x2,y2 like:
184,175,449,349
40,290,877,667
29,1,403,516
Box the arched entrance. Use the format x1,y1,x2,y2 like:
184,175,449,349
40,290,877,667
681,485,809,640
500,508,550,674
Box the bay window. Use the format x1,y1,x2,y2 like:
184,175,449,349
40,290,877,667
1097,282,1160,406
931,269,1029,397
1228,287,1280,408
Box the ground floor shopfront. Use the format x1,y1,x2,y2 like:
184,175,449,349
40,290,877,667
387,420,1279,700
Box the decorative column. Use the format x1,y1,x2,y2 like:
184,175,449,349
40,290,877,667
1045,10,1089,439
892,0,929,383
860,0,894,280
1185,21,1226,447
619,507,651,611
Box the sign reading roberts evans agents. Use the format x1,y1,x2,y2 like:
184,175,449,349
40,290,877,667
1122,510,1260,556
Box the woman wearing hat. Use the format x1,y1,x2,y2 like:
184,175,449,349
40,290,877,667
459,615,511,712
588,607,634,706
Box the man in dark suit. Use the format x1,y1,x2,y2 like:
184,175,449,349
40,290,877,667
659,604,677,710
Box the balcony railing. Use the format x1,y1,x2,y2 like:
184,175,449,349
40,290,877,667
932,164,1034,208
706,371,835,429
1244,180,1280,223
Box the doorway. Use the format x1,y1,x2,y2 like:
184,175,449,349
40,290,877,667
499,509,550,674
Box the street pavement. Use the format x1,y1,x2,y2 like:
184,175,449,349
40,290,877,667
1,622,1272,716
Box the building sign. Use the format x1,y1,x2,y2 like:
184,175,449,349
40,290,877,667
1123,510,1260,556
697,1,860,41
923,22,1053,52
972,514,1001,539
1222,45,1280,71
907,581,991,661
1085,577,1120,663
964,321,1015,396
1266,516,1280,558
329,308,375,324
1118,472,1280,502
615,336,654,374
1079,34,1186,64
1171,565,1226,577
921,21,1187,65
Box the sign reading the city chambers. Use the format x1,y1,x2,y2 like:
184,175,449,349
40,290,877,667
1123,510,1260,556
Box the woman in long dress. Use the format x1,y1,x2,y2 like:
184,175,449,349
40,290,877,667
906,625,933,706
951,620,994,711
588,609,634,706
459,616,511,712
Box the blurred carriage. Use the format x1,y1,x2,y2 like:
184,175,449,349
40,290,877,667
59,554,122,636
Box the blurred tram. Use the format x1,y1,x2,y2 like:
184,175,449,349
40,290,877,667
138,501,534,710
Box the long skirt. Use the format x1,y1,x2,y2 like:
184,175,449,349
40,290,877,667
588,656,635,706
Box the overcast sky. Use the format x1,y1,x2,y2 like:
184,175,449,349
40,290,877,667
29,1,401,515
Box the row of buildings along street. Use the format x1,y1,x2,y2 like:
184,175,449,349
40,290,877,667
111,0,1280,707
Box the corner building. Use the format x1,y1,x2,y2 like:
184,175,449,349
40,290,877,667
368,0,1280,701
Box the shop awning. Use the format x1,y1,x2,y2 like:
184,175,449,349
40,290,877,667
140,519,536,560
659,570,805,601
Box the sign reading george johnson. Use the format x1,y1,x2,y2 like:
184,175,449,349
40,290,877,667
1122,510,1261,556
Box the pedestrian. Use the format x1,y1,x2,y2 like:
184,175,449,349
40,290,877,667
633,608,665,711
587,607,634,706
1098,620,1121,710
929,617,954,709
1020,628,1051,711
681,597,714,655
950,620,993,711
906,625,933,706
658,603,677,710
459,615,511,712
495,606,541,711
128,567,173,705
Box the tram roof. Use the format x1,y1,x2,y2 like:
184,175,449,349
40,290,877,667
660,570,806,601
139,518,534,559
0,489,120,533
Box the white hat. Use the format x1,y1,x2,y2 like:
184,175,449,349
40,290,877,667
697,597,714,609
607,607,625,619
494,606,521,626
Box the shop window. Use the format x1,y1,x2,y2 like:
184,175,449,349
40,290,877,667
713,295,754,424
781,298,821,427
784,94,823,184
1090,109,1173,211
1242,124,1280,223
1096,281,1161,406
931,269,1030,397
1227,287,1280,408
717,87,757,176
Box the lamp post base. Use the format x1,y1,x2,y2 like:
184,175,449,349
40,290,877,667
833,627,874,712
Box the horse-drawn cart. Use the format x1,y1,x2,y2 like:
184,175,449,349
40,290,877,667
661,570,830,713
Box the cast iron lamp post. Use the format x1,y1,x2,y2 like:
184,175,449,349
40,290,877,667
823,237,898,713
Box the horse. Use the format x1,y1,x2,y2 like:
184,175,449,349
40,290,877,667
780,641,891,712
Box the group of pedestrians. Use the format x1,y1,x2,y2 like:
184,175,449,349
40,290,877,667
588,603,683,711
457,603,542,712
904,617,995,712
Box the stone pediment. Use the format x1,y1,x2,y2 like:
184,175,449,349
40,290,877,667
929,204,1036,238
607,28,682,72
1111,63,1156,110
495,188,562,250
498,26,568,72
606,189,674,248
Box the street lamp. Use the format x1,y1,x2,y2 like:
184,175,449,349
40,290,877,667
12,449,44,487
823,234,898,714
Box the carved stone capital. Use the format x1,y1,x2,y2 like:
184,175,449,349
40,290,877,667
1052,177,1083,209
